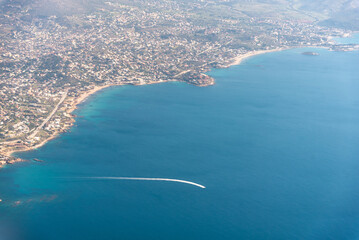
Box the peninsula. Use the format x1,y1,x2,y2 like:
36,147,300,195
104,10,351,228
1,0,359,166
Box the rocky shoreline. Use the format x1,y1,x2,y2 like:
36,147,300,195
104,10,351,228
0,155,26,168
2,42,357,169
0,76,215,168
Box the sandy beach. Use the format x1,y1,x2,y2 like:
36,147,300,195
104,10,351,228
1,48,291,164
66,84,117,114
228,48,289,67
4,43,353,167
0,85,115,161
0,80,178,163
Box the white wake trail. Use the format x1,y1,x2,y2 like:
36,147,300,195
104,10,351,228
77,177,206,189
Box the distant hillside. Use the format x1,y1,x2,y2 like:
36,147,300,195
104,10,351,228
293,0,359,14
320,8,359,30
2,0,358,29
230,0,359,30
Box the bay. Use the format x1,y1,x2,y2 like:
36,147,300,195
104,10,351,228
1,48,359,240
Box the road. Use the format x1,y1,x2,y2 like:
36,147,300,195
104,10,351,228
27,90,68,139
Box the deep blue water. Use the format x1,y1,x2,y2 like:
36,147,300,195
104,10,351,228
1,48,359,240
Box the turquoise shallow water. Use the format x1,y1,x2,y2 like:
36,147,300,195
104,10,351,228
1,48,359,240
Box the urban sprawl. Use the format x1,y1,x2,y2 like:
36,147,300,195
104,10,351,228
1,0,358,166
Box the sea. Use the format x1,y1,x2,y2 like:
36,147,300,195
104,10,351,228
334,33,359,44
1,44,359,240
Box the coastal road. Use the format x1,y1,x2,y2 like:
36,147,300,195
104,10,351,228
28,90,68,140
173,69,191,78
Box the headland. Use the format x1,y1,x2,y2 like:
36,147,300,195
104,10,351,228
1,43,359,168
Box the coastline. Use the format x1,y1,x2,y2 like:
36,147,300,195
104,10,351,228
0,80,177,165
0,85,117,163
0,46,314,167
227,47,290,67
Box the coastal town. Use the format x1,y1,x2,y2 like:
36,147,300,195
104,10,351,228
0,0,358,166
